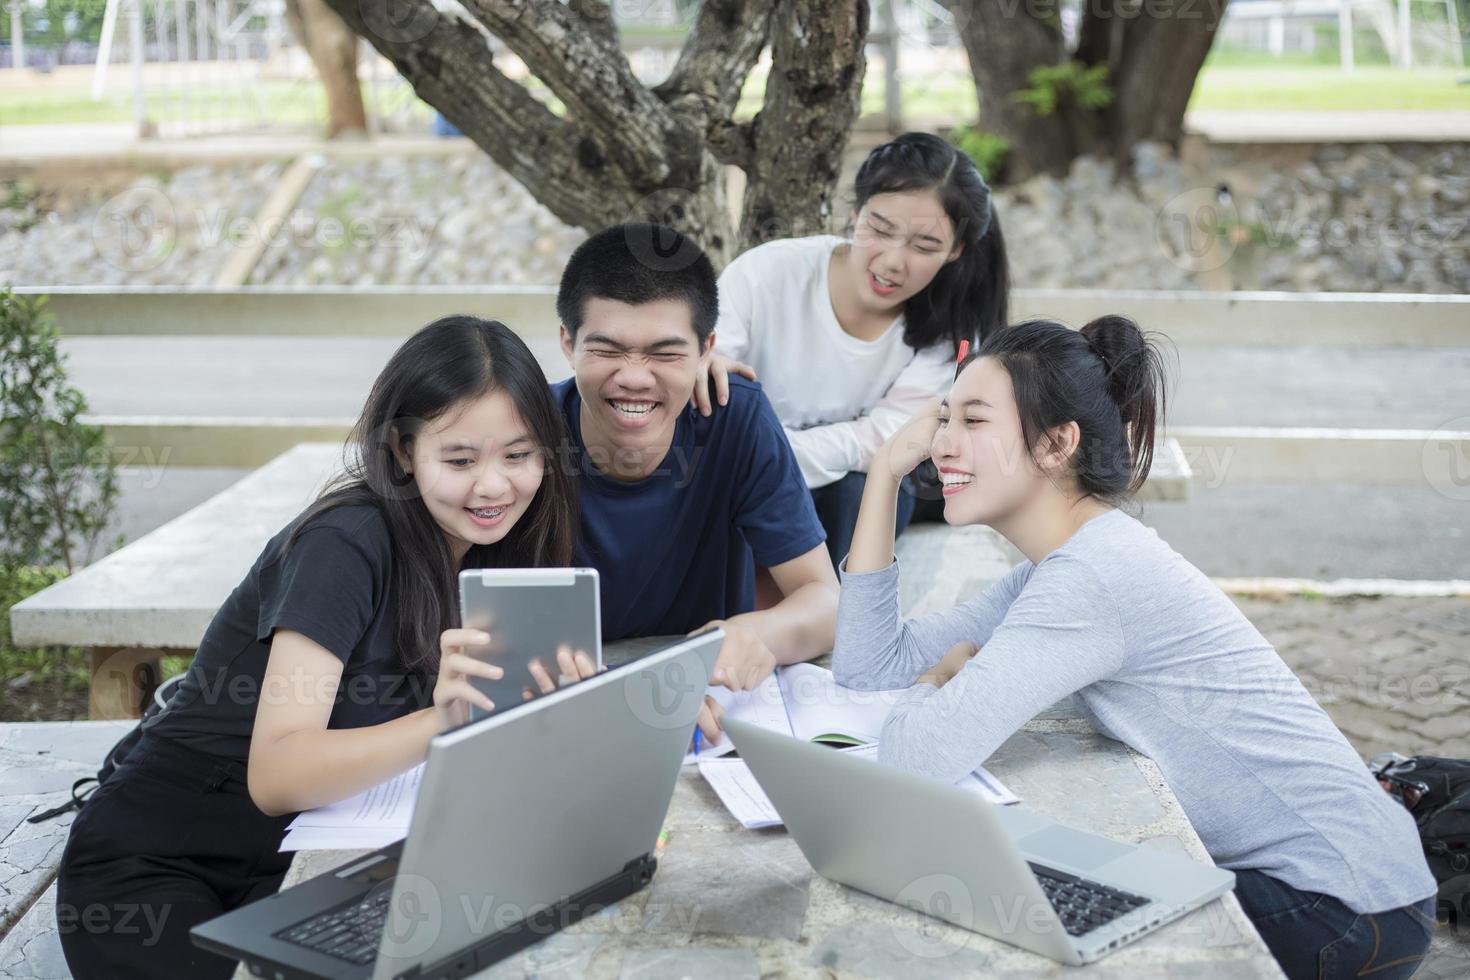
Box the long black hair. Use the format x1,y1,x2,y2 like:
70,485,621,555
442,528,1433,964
967,316,1170,501
852,131,1009,355
291,316,577,675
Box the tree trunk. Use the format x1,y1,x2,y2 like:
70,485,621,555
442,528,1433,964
943,0,1078,179
317,0,864,267
1099,0,1229,154
740,0,870,247
285,0,368,137
947,0,1229,179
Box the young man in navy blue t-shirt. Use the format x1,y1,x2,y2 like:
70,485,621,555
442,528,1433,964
553,223,839,743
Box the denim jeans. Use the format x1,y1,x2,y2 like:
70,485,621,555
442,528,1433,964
810,471,918,572
1234,869,1437,980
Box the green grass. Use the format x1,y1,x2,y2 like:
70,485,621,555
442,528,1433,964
1188,66,1470,112
1,60,1465,130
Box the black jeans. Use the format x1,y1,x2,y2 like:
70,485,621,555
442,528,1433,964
57,733,294,980
1234,868,1437,980
810,470,919,572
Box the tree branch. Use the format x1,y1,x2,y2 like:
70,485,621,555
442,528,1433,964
456,0,690,185
707,118,756,169
740,0,868,245
568,0,618,49
319,0,634,231
654,0,773,131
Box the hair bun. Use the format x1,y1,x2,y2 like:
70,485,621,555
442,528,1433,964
1080,315,1147,409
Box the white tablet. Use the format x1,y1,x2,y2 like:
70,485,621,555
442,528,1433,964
456,568,602,720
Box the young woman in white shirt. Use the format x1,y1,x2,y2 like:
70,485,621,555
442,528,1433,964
700,132,1010,568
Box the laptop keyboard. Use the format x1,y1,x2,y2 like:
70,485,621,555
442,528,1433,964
274,889,390,965
1029,863,1150,937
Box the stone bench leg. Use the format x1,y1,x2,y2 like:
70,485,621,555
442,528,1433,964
88,648,165,720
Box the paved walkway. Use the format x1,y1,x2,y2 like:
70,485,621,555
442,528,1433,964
1234,595,1470,759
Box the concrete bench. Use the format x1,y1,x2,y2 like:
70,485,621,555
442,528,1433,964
0,721,134,977
8,445,345,719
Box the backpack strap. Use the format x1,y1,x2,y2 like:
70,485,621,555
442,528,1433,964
26,776,99,824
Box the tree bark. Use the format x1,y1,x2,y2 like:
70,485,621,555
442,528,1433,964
1099,0,1229,154
740,0,870,247
318,0,864,267
284,0,368,137
947,0,1229,179
942,0,1076,179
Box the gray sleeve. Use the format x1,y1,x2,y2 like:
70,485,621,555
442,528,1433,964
831,557,1033,691
876,553,1126,784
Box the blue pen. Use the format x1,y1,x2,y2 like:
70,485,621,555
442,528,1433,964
693,730,703,756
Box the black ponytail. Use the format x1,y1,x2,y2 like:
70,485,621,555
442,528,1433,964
969,316,1170,500
853,132,1010,356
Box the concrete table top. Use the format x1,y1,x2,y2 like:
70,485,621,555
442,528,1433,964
247,705,1284,980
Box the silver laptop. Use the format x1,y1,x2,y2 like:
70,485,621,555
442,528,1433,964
723,717,1235,966
193,630,722,980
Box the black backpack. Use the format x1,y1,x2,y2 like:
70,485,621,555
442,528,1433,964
1371,753,1470,924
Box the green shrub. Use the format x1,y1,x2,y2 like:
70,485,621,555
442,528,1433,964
0,288,120,720
947,124,1011,183
1011,62,1114,118
0,288,119,573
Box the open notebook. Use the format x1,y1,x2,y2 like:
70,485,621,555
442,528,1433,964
692,664,1019,828
684,662,903,763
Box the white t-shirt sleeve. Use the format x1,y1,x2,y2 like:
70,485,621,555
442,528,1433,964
785,340,954,487
712,250,756,364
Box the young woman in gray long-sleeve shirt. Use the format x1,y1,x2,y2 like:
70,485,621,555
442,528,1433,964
833,316,1438,980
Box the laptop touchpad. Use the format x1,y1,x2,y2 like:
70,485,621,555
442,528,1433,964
1018,825,1134,872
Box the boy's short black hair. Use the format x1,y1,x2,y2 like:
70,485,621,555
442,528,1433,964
556,223,719,347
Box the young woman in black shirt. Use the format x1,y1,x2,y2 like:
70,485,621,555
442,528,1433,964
57,316,587,979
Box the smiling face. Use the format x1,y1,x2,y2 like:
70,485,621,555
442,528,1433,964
560,296,710,480
931,356,1051,527
847,189,963,313
396,388,545,563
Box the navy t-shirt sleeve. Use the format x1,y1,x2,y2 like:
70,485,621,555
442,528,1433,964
733,389,827,568
255,523,385,664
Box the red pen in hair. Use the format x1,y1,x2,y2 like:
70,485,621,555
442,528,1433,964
956,339,970,364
